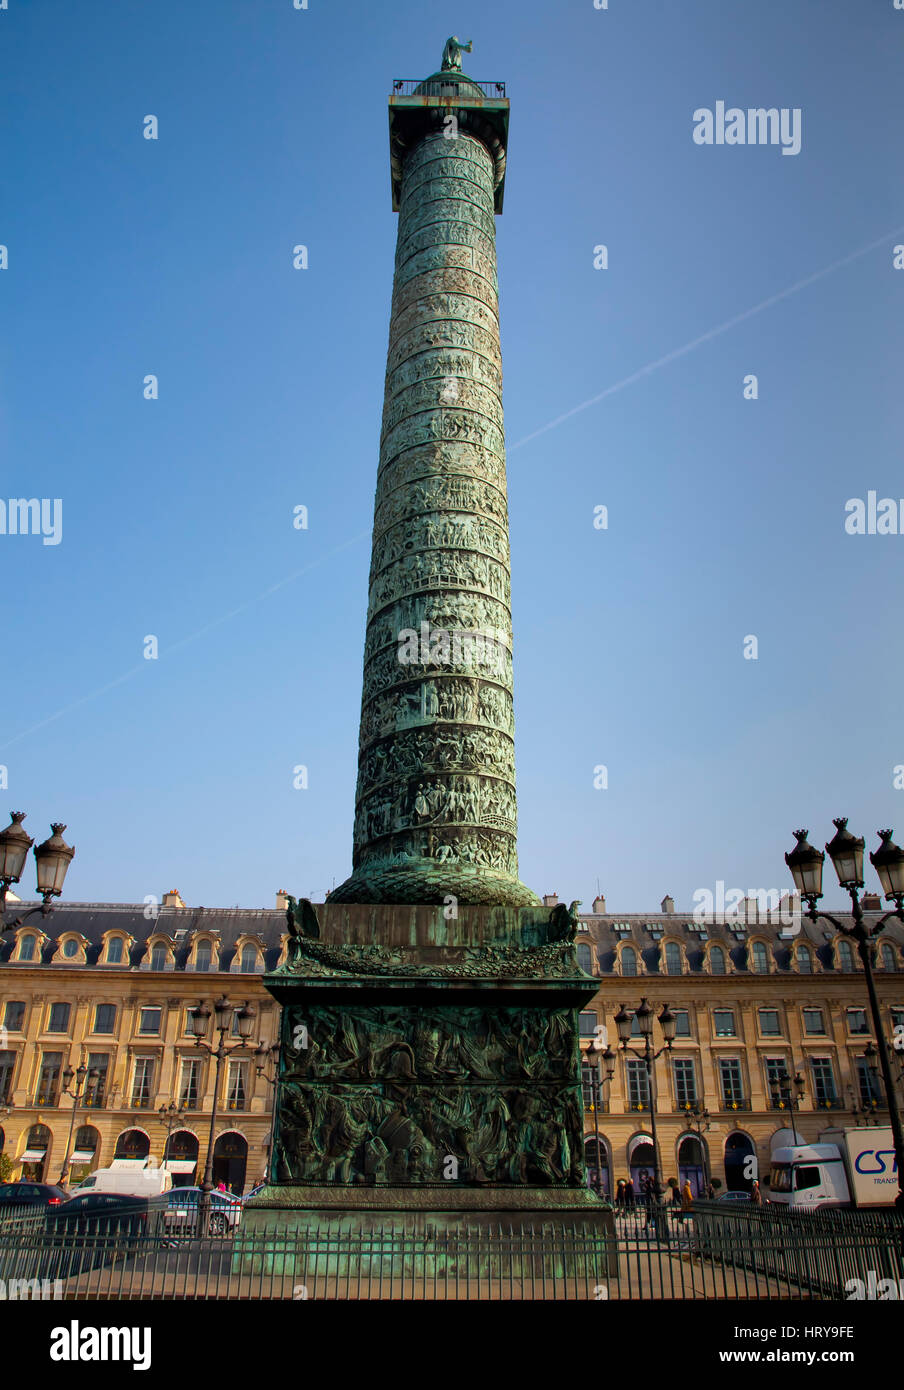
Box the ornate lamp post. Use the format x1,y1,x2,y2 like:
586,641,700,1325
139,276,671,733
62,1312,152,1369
158,1101,187,1169
254,1041,280,1184
580,1038,615,1197
768,1065,805,1146
59,1062,98,1185
189,996,255,1229
614,998,676,1206
785,821,904,1207
681,1099,712,1189
0,814,75,927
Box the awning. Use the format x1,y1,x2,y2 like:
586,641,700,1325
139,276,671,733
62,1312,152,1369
19,1149,46,1162
69,1151,96,1163
163,1161,196,1174
627,1134,656,1160
109,1158,150,1170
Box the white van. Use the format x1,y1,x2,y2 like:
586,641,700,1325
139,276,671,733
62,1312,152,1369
75,1165,173,1198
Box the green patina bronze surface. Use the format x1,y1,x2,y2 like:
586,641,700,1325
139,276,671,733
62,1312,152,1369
329,50,533,907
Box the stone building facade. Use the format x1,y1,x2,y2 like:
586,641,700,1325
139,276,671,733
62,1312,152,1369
1,891,902,1198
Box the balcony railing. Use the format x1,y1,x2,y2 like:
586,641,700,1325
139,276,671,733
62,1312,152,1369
33,1092,58,1107
718,1097,752,1112
391,79,506,98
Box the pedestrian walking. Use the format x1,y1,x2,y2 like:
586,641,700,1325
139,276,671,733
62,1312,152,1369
750,1180,762,1205
624,1176,635,1208
681,1178,694,1215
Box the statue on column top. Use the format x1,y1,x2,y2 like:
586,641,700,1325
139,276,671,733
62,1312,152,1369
441,36,472,71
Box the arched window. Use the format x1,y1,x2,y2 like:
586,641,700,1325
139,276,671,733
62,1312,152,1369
664,942,683,976
837,940,855,971
751,941,769,974
709,945,726,975
621,945,638,976
240,946,258,973
62,937,79,959
796,946,812,973
150,945,167,971
577,942,593,973
105,937,124,965
880,942,897,971
195,943,212,971
18,934,36,962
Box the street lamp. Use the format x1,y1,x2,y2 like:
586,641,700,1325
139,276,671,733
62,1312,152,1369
59,1062,98,1185
785,822,904,1207
580,1037,615,1198
768,1065,805,1146
254,1041,281,1187
851,1042,883,1125
190,996,255,1230
614,998,675,1209
0,814,75,926
681,1099,712,1189
158,1101,187,1169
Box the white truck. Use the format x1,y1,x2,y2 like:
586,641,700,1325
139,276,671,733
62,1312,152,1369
768,1127,898,1210
74,1164,173,1198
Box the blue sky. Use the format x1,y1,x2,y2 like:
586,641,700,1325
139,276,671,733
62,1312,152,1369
2,0,902,912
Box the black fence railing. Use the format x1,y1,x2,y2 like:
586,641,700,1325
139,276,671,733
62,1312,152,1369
391,79,507,98
1,1199,902,1300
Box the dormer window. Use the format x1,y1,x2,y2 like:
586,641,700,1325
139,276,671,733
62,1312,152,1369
240,945,259,973
151,946,167,971
18,933,36,962
105,937,124,965
62,937,79,959
195,943,212,971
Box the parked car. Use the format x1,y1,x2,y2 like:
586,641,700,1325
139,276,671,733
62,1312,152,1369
716,1190,753,1203
164,1186,243,1236
242,1183,267,1203
0,1181,68,1211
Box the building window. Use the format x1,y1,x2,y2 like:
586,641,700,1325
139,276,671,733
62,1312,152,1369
47,1002,71,1034
150,946,167,971
664,942,682,976
750,941,769,974
131,1058,154,1108
709,945,726,975
18,934,36,962
93,1004,117,1034
138,1008,161,1036
758,1009,782,1037
856,1057,882,1108
35,1051,62,1106
84,1054,108,1108
796,946,813,973
713,1009,736,1037
195,944,212,972
810,1058,839,1109
802,1007,825,1036
105,936,124,964
579,1011,597,1038
61,937,79,959
227,1061,248,1110
717,1058,745,1108
577,943,593,973
846,1008,869,1036
625,1057,650,1110
837,940,855,971
3,1001,25,1032
765,1057,790,1106
0,1052,16,1104
240,946,258,974
891,1008,904,1032
672,1009,691,1038
621,945,638,976
880,942,898,971
179,1058,201,1109
673,1058,697,1107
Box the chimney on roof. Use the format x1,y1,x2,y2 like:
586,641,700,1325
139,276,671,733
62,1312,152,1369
161,889,186,909
542,893,558,908
862,892,881,911
592,893,606,915
276,889,289,910
661,895,675,914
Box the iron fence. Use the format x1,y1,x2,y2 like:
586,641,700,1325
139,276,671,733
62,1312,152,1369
0,1202,901,1300
390,79,507,98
